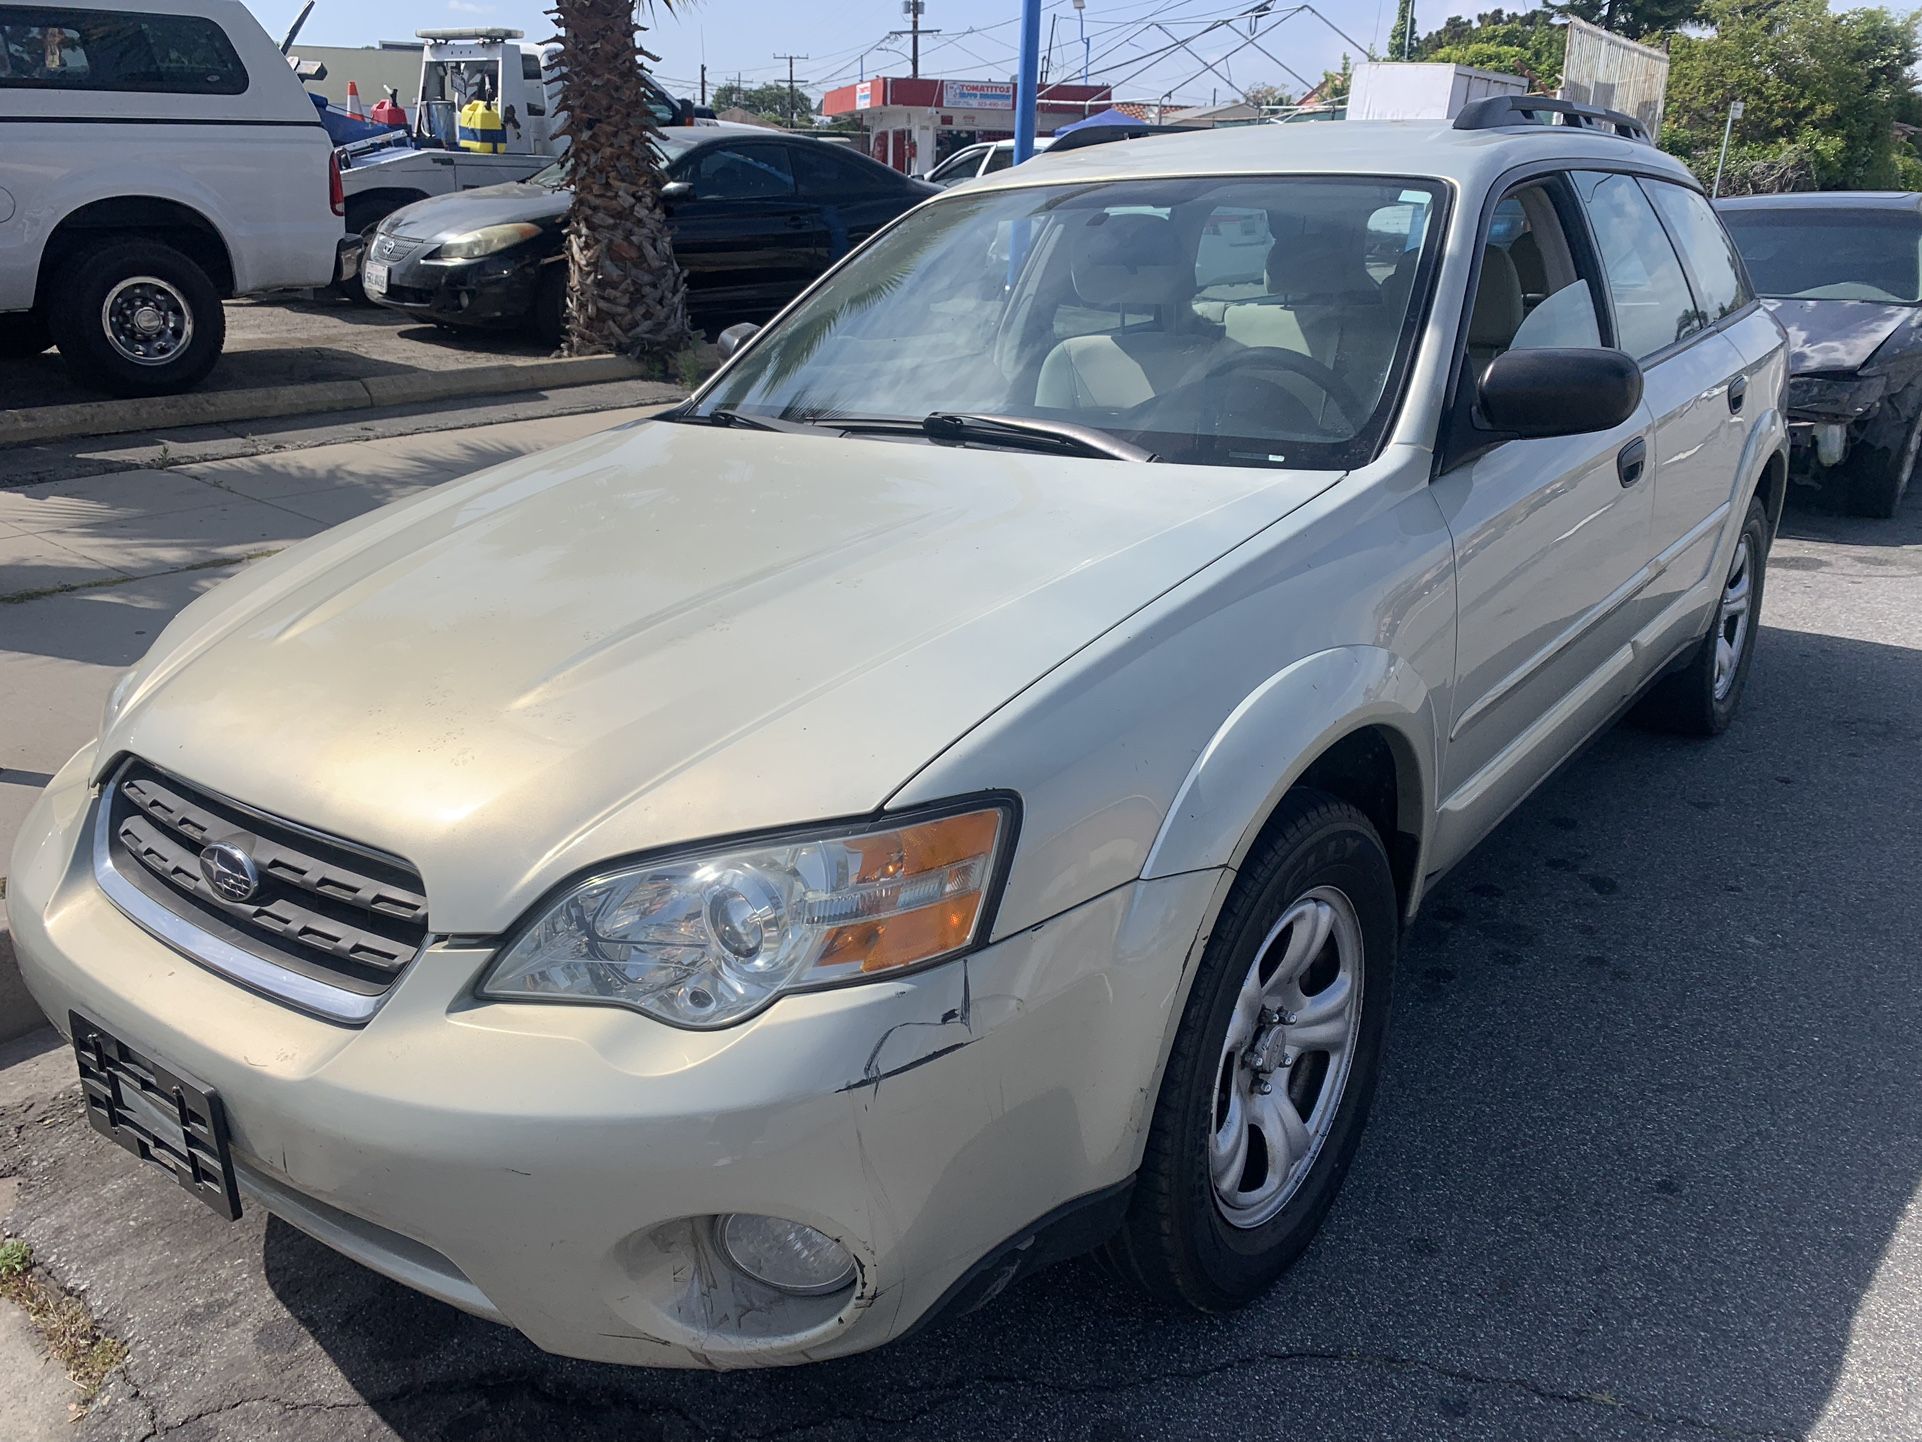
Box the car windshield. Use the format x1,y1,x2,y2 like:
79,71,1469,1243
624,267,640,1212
693,174,1444,469
1720,207,1922,304
528,131,703,190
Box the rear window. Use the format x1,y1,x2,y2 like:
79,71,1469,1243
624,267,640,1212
0,5,247,94
1718,206,1922,304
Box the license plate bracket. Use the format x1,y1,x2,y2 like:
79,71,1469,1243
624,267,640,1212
70,1012,241,1221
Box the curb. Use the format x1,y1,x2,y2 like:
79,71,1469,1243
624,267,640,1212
0,354,650,448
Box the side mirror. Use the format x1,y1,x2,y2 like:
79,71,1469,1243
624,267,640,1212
1477,347,1643,438
659,179,693,205
677,98,696,127
716,322,760,359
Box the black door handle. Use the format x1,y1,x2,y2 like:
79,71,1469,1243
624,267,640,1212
1617,436,1647,488
1728,375,1747,413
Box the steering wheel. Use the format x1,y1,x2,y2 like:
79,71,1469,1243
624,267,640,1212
1192,345,1368,437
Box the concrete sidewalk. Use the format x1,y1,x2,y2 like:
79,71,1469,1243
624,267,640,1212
0,401,667,1041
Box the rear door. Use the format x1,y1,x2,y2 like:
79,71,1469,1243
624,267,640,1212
669,141,822,313
1573,171,1750,631
787,142,919,270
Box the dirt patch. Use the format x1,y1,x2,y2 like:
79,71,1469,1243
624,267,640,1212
0,1238,126,1410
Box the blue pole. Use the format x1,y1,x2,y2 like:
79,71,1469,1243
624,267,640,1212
1014,0,1042,162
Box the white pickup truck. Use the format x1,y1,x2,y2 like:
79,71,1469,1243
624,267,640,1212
0,0,355,394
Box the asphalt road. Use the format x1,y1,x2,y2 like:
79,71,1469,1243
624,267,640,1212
1,469,1919,1442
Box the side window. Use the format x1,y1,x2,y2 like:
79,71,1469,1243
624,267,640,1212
690,144,795,201
521,52,543,81
982,146,1015,174
0,6,247,94
927,148,980,183
1466,180,1604,365
790,144,893,197
1642,179,1752,322
1575,170,1705,360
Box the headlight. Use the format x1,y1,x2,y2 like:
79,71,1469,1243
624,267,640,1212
479,799,1015,1029
1786,373,1886,418
429,223,544,261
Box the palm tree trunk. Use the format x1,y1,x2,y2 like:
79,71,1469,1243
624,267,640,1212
548,0,692,360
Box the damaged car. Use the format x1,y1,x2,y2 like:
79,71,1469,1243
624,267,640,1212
12,105,1786,1368
1718,191,1922,517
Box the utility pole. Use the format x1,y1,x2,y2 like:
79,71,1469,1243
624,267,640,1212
904,0,924,78
699,63,707,105
774,52,809,129
1074,0,1088,84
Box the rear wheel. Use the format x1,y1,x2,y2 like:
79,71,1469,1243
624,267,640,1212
1638,496,1768,736
0,312,52,359
1100,790,1396,1311
48,239,224,396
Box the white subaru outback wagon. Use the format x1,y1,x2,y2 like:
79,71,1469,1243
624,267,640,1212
12,97,1788,1368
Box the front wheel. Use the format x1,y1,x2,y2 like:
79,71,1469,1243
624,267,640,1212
1846,404,1921,519
1100,790,1397,1311
48,240,224,396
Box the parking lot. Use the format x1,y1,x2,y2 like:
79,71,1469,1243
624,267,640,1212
0,433,1917,1438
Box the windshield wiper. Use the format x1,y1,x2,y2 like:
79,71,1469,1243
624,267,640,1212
828,412,1154,462
672,408,815,434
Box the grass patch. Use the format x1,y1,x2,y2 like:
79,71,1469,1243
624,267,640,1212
0,1238,128,1407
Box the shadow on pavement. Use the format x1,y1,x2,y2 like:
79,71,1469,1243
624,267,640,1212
255,600,1922,1437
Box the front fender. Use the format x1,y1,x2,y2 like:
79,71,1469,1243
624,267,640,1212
1141,645,1439,917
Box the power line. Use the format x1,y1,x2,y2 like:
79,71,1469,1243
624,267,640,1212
773,52,810,126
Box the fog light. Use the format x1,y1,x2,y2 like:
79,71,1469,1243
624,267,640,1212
715,1214,856,1296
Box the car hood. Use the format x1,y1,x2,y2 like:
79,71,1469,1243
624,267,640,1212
385,181,569,241
105,421,1330,932
1763,297,1921,374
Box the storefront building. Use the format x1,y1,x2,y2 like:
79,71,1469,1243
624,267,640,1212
820,76,1113,174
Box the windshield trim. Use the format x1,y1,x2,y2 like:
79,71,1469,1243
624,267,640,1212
689,170,1457,473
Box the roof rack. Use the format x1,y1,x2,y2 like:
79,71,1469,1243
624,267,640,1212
1453,94,1651,143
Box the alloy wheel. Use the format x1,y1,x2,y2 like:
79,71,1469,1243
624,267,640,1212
1713,534,1754,703
1210,885,1365,1229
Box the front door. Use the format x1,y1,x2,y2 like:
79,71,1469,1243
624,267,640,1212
1429,175,1657,868
669,142,825,318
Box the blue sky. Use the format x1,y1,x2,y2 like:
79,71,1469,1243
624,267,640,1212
257,0,1495,110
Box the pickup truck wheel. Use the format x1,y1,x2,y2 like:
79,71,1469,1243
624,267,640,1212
1638,496,1769,737
1100,790,1395,1312
0,312,52,358
49,241,224,397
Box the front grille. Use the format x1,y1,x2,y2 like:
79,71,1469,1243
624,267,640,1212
98,758,429,1014
371,234,427,263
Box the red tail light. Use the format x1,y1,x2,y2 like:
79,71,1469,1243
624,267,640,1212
328,150,345,217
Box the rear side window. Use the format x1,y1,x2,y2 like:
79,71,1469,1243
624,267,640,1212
1643,179,1752,322
789,143,896,197
982,146,1015,174
1575,170,1703,361
0,5,247,94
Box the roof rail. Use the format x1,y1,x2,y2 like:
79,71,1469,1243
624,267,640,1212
1453,93,1651,143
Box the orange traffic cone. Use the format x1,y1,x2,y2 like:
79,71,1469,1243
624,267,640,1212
346,81,366,119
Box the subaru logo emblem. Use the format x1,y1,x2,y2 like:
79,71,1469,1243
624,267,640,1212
199,842,259,903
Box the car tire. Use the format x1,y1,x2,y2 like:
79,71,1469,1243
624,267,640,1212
1845,405,1921,519
0,311,52,359
533,265,567,348
1638,495,1769,737
1100,789,1396,1312
48,240,224,397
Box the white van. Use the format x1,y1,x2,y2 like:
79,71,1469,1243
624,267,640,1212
0,0,354,394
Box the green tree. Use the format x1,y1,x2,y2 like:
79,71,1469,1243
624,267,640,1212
711,80,807,121
1415,8,1567,89
1546,0,1703,39
1243,82,1297,108
1661,0,1921,193
1387,0,1417,60
1314,54,1352,107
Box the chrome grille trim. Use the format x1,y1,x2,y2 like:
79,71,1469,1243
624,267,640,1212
91,759,435,1026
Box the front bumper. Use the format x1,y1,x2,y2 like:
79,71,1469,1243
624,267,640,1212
367,246,548,330
10,747,1216,1368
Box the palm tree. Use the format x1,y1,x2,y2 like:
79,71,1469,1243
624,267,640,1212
547,0,692,360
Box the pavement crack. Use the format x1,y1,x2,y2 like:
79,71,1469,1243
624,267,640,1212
0,550,280,605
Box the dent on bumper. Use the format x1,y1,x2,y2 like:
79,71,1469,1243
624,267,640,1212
9,752,1217,1368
